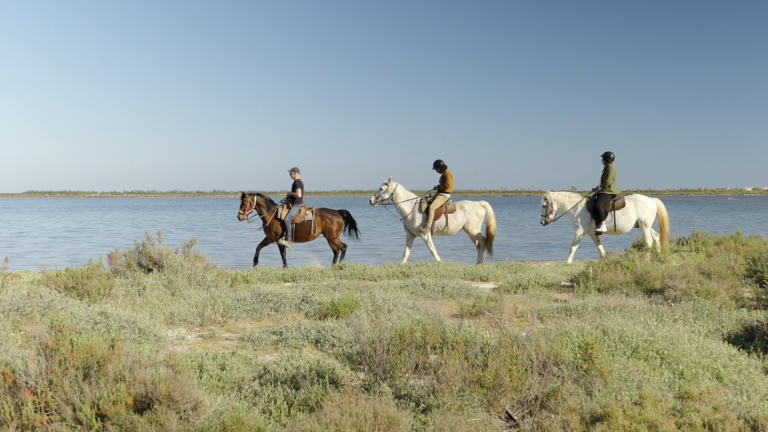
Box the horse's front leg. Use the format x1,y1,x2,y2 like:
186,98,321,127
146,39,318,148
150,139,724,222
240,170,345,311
587,232,606,258
278,244,288,268
401,232,416,263
567,232,587,264
253,237,272,267
423,233,442,262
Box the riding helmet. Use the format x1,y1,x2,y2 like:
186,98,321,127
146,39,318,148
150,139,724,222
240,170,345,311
600,151,615,162
432,159,447,170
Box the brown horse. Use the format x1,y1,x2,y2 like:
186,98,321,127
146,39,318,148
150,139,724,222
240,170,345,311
237,192,360,267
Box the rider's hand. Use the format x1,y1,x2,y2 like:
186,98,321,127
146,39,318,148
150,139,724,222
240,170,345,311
592,187,600,194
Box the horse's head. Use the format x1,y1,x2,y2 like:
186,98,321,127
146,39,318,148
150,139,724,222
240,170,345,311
238,192,258,221
369,177,395,206
540,192,557,226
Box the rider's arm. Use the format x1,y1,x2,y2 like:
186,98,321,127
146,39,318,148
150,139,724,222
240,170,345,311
287,189,302,198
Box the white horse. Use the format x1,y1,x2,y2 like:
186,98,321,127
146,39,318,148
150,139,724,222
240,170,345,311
370,177,497,264
540,191,669,263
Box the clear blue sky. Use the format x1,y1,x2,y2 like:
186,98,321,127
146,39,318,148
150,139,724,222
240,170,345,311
1,1,766,193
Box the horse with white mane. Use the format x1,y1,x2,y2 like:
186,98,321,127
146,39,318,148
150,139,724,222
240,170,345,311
370,177,497,264
540,191,669,263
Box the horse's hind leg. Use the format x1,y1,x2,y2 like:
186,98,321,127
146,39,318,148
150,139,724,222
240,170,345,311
326,236,345,265
465,229,485,264
650,229,661,251
339,242,348,262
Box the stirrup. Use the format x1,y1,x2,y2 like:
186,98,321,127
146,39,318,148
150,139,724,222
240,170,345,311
278,238,292,248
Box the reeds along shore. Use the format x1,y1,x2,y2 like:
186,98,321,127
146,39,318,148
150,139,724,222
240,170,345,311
1,187,768,198
0,231,767,430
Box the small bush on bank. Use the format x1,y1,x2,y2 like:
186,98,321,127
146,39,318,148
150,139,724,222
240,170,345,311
107,231,212,275
0,318,204,430
573,231,768,308
41,260,115,301
727,318,768,356
345,317,565,428
284,389,412,432
242,354,347,426
312,296,361,320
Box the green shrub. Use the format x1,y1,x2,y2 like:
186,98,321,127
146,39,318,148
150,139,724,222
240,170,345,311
572,231,768,307
0,318,204,430
726,318,768,356
284,389,412,432
457,294,499,319
108,231,212,275
41,260,115,301
312,296,361,320
243,354,346,426
746,255,768,288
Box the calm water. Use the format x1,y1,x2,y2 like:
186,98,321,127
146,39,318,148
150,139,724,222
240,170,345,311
1,196,767,270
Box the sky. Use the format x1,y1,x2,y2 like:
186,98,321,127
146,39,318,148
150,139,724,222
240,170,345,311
1,1,766,193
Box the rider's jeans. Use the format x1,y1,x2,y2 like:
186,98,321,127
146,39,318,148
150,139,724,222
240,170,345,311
283,206,301,240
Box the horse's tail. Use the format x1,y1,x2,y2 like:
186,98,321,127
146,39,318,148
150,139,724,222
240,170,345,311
652,198,670,251
337,210,361,240
479,201,496,257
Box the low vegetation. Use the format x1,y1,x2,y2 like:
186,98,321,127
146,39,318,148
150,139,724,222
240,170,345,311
1,231,767,430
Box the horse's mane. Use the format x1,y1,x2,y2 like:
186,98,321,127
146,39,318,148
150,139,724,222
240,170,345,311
546,191,587,209
250,192,278,211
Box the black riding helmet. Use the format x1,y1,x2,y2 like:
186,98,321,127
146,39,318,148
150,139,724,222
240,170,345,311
600,151,615,162
432,159,447,170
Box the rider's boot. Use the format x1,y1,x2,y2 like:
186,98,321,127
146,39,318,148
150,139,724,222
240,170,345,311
595,222,607,234
278,236,293,248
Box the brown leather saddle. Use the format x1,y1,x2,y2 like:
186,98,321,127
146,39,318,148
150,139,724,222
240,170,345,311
279,203,315,224
586,194,625,233
419,198,457,221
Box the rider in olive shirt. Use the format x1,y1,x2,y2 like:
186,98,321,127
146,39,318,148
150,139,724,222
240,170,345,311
278,167,304,248
421,159,454,235
591,151,620,233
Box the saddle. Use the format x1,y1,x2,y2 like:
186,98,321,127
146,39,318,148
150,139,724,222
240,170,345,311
586,194,625,233
279,203,315,224
419,197,457,222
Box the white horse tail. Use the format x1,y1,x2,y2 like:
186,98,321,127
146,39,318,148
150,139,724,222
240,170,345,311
479,201,496,257
652,198,670,251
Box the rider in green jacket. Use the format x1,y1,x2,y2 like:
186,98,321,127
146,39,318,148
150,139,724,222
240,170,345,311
591,151,620,233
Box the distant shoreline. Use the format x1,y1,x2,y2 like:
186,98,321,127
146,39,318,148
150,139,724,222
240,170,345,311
1,189,766,198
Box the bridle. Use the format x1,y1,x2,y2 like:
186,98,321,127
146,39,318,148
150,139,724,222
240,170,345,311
371,182,432,236
541,193,589,226
239,195,278,228
541,198,558,226
371,183,399,206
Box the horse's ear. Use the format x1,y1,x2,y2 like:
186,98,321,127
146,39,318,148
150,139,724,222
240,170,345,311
387,176,391,183
240,191,246,198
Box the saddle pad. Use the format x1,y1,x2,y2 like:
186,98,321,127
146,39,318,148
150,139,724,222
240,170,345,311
291,206,314,224
419,198,457,214
419,198,457,222
587,194,626,214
